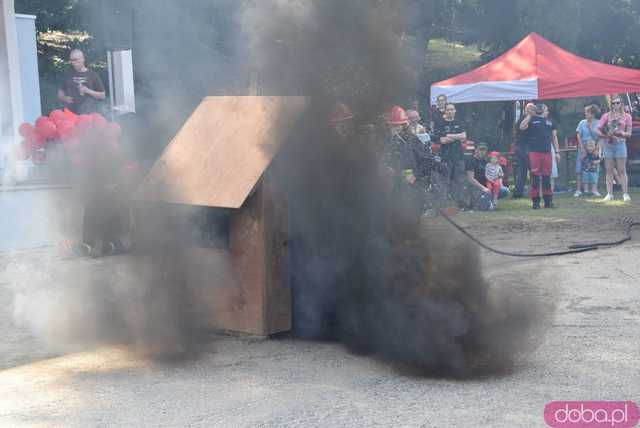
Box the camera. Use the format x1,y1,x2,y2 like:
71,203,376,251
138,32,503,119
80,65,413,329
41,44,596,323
534,103,545,115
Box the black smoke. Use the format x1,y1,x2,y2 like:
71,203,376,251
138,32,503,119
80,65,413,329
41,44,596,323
247,0,550,375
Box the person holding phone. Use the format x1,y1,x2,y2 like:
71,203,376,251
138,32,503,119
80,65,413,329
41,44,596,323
519,102,555,209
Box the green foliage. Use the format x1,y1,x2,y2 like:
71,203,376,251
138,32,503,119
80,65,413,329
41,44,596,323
444,0,640,67
12,0,640,131
15,0,105,115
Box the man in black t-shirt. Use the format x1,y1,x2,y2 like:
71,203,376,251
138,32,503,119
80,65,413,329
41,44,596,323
513,103,534,198
429,94,448,133
464,143,492,209
433,103,467,162
433,103,467,206
465,143,489,190
519,102,554,209
58,49,106,114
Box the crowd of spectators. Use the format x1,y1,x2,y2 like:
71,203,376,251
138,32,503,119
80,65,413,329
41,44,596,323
374,96,510,213
368,93,634,214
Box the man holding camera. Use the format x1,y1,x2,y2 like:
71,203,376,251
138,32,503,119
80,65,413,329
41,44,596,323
519,102,555,209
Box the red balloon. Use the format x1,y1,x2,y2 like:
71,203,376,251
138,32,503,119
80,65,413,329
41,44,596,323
56,120,76,141
18,123,35,139
35,116,58,140
76,114,93,126
74,121,95,139
32,150,46,165
90,113,108,128
104,122,122,140
49,109,66,124
28,131,46,150
72,115,94,138
63,108,78,124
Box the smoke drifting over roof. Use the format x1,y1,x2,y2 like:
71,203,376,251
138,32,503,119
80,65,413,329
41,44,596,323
245,0,552,375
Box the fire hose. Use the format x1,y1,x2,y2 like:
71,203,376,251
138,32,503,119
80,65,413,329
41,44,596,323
437,209,640,257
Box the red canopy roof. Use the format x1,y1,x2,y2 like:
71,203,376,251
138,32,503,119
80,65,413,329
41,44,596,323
431,33,640,104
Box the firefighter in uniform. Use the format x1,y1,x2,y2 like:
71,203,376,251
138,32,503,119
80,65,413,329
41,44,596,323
381,105,432,241
289,102,378,340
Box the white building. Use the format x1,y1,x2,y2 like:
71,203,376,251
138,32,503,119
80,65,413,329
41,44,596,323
1,0,24,140
1,0,41,180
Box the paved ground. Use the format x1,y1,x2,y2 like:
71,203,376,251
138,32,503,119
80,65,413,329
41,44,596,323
0,189,639,427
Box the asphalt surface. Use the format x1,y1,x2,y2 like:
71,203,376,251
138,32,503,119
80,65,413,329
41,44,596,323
0,188,638,427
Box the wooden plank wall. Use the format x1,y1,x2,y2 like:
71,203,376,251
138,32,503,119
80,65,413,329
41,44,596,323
136,96,307,209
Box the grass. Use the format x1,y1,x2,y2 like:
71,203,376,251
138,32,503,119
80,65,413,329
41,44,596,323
427,39,482,70
458,188,640,225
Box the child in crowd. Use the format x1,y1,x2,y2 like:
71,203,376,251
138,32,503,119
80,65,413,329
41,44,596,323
580,140,601,196
485,151,504,207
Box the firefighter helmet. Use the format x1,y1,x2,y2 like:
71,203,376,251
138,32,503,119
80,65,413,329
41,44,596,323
330,102,354,123
386,105,409,125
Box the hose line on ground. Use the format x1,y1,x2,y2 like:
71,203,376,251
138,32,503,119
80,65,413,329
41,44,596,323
437,209,639,258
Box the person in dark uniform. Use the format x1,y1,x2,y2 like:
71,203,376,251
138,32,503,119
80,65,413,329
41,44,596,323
513,103,534,198
73,126,130,258
381,105,433,240
288,102,382,340
519,102,555,209
430,94,448,133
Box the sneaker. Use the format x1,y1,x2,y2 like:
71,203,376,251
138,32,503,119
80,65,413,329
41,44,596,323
602,193,614,202
623,193,631,203
574,190,582,197
592,191,602,197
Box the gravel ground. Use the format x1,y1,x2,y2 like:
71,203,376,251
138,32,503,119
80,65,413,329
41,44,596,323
1,216,639,427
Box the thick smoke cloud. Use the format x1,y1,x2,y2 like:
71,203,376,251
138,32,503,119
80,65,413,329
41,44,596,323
10,0,552,373
245,0,552,375
11,126,220,360
11,1,245,361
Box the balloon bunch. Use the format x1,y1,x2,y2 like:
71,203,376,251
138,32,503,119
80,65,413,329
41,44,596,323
15,109,122,166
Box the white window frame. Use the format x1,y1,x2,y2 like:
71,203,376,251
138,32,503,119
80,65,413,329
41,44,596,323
107,49,136,116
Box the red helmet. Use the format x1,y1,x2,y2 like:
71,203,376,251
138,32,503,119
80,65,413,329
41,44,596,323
386,105,409,125
489,151,501,158
330,102,354,123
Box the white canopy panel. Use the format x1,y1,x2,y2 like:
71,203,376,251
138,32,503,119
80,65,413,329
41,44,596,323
431,78,539,105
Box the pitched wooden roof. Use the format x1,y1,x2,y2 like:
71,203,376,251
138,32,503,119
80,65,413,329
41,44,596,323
135,96,308,208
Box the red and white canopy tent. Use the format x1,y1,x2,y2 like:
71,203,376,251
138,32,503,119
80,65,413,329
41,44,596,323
430,33,640,104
